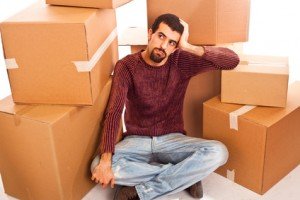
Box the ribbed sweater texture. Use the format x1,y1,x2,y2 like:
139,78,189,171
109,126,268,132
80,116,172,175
100,46,239,153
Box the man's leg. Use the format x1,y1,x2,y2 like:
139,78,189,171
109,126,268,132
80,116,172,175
91,135,173,187
135,133,228,200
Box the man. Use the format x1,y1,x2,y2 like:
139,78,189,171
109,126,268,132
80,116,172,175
91,14,239,200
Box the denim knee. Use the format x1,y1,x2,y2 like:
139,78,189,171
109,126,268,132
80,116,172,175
214,141,229,166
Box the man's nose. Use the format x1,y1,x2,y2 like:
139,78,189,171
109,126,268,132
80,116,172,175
160,39,168,50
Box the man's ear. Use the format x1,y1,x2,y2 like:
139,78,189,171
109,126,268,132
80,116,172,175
148,29,153,41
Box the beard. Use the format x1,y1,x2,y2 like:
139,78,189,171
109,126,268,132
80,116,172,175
150,48,167,63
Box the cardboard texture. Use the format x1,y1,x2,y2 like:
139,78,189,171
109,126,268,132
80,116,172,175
147,0,250,45
46,0,132,9
0,78,113,200
0,2,118,105
221,55,289,107
203,81,300,194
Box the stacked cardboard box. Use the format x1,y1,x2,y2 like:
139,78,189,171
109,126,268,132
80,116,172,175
222,55,289,107
0,0,132,199
202,54,297,195
46,0,132,9
203,82,300,194
0,1,118,105
147,0,250,45
0,79,112,200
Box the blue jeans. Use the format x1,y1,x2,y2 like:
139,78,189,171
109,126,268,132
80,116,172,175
91,133,228,200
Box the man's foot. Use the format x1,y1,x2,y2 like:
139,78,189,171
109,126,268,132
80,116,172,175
187,181,203,199
114,186,140,200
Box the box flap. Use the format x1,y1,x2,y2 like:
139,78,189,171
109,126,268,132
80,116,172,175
0,96,28,115
2,1,97,24
234,54,289,75
0,96,76,124
239,54,288,65
232,64,289,75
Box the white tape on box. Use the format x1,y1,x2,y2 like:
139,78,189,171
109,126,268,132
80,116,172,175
227,169,235,182
73,28,117,72
229,105,256,130
5,58,18,69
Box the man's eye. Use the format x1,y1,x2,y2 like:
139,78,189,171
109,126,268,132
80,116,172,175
170,41,176,46
159,34,164,39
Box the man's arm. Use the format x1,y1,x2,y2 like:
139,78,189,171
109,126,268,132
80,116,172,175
91,60,131,188
175,19,240,79
178,19,205,57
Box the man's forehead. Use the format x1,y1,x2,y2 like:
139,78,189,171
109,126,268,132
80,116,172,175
156,22,181,42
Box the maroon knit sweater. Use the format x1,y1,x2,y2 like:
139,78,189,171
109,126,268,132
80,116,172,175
100,46,239,153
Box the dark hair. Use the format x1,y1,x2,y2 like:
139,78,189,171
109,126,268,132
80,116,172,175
151,13,184,35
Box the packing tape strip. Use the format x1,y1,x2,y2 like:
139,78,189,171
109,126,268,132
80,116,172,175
229,105,256,130
226,169,235,182
5,58,18,69
73,28,117,72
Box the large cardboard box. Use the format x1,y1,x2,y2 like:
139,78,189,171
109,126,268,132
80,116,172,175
203,81,300,194
0,79,112,200
147,0,250,45
46,0,132,9
221,55,289,107
0,2,118,105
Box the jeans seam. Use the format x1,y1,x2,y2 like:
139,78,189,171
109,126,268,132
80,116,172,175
135,185,146,200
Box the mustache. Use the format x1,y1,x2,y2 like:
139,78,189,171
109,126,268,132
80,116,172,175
154,48,166,56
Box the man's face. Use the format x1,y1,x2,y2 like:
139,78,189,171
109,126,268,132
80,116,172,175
147,22,181,63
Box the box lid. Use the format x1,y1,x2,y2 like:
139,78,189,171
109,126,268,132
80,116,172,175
2,1,98,24
0,96,75,124
232,55,289,75
205,81,300,127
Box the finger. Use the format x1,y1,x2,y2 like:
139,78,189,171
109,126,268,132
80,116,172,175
102,182,108,189
91,174,97,181
111,178,115,188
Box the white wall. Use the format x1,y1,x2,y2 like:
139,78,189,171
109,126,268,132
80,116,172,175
0,0,299,100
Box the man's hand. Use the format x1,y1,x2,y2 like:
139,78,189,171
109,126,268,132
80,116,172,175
178,19,205,56
91,153,115,189
178,19,189,49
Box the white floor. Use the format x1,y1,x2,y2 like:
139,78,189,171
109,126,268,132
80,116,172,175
4,166,298,200
1,165,299,200
81,165,300,200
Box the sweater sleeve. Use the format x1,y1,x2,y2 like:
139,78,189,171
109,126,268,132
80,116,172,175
99,60,131,154
176,46,240,79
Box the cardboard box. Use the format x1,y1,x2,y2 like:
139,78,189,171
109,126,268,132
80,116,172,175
147,0,250,45
0,2,118,105
203,81,300,194
0,78,112,200
221,55,289,107
46,0,132,9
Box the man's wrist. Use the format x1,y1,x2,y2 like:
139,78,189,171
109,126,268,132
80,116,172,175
101,152,112,162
